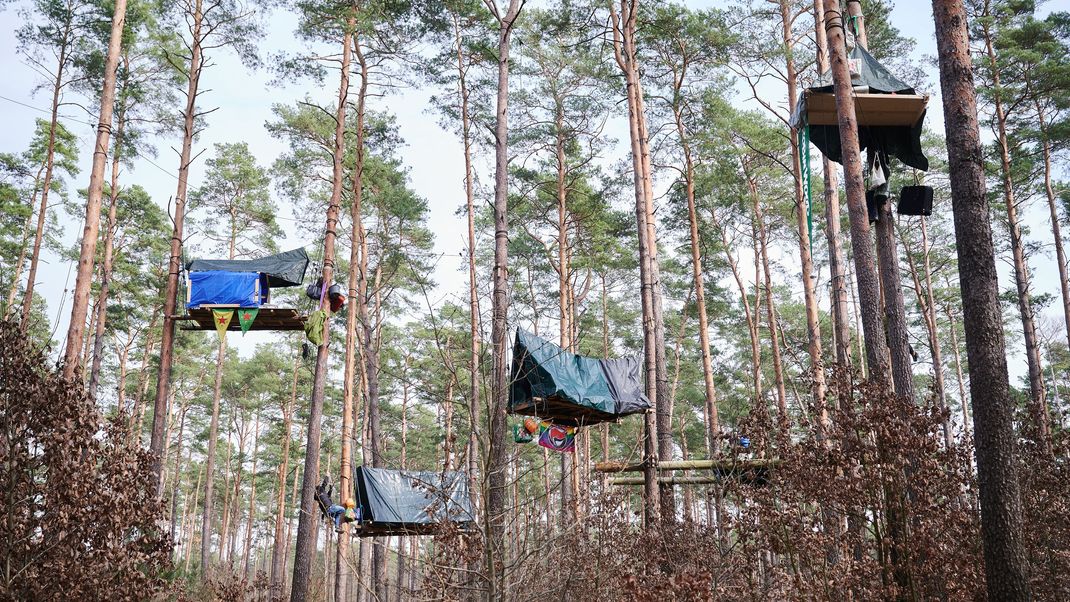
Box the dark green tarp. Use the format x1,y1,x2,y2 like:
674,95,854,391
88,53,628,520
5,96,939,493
508,329,650,420
354,467,474,527
186,247,310,288
791,45,928,171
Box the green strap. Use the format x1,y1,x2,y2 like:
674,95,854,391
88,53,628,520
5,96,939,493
798,123,813,256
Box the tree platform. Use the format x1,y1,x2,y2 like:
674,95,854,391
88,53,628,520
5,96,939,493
175,305,307,331
803,91,928,127
509,395,621,427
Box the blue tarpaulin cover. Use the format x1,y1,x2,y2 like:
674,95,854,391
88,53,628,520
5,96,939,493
188,271,264,308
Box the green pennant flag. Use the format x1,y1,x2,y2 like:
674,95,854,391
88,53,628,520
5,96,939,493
237,308,259,334
212,308,234,340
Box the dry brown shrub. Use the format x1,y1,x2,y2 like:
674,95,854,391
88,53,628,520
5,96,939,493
0,319,173,601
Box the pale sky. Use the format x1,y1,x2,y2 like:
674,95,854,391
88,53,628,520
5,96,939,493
0,0,1063,387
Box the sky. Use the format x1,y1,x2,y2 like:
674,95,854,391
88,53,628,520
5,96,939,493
0,0,1063,385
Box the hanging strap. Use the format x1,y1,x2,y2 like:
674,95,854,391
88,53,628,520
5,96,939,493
798,120,814,256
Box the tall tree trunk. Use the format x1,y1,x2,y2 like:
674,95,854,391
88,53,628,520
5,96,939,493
670,91,719,455
900,219,952,447
452,11,483,545
812,0,852,372
88,98,127,397
483,1,523,597
979,13,1051,453
4,167,43,318
779,0,828,436
1035,100,1070,364
130,311,158,430
243,412,260,576
333,18,356,602
200,215,241,573
822,8,891,387
554,106,575,526
62,0,128,376
151,0,205,489
843,0,913,402
610,0,662,528
270,350,300,590
931,1,1032,597
19,20,72,331
747,171,789,428
289,18,351,601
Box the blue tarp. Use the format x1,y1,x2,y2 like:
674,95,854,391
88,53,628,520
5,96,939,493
188,271,264,308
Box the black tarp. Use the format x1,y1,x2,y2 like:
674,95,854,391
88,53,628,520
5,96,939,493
509,329,651,421
791,45,928,171
186,247,310,288
354,467,475,527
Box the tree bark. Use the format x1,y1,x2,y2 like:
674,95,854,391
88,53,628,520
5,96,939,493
610,0,663,528
823,8,891,387
270,350,300,590
62,0,128,376
979,12,1051,453
243,412,260,576
483,1,523,597
87,93,127,397
1035,99,1070,366
19,18,72,332
333,17,356,602
150,0,204,490
779,0,828,437
931,1,1032,597
289,20,351,602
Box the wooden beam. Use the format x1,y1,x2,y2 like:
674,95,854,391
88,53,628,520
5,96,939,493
610,475,760,486
593,458,779,473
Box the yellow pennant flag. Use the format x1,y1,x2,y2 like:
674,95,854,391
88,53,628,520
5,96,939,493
212,308,234,339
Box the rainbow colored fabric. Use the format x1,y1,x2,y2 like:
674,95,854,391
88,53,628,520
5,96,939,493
538,421,576,453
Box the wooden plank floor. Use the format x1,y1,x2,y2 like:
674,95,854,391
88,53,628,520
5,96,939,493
175,306,307,331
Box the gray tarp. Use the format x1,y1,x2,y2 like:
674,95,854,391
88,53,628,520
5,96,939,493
509,329,651,419
791,45,929,171
355,467,475,526
186,247,310,288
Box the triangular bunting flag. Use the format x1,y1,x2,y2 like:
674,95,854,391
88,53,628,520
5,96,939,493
237,308,259,334
212,308,234,339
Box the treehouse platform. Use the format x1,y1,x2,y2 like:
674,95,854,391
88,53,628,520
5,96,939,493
176,305,306,331
800,90,927,127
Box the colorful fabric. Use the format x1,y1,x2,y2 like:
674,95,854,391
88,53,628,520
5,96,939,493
212,308,234,339
537,421,576,453
237,307,259,333
513,424,534,444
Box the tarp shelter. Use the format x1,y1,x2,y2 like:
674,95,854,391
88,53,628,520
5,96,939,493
791,45,928,171
353,467,475,537
178,247,311,331
186,247,310,288
509,329,651,426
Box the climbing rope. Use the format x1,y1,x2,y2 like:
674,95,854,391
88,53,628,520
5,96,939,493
798,119,814,256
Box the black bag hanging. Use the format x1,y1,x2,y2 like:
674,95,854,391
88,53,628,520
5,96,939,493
898,185,933,216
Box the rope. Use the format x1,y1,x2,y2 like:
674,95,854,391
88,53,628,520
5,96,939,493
798,120,813,256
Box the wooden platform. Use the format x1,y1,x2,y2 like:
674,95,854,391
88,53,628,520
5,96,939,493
353,521,475,538
597,458,776,487
175,305,307,331
804,91,927,127
510,395,620,427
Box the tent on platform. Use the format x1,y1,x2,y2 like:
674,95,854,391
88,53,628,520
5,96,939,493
179,247,310,331
791,44,929,171
353,467,475,537
508,329,650,426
